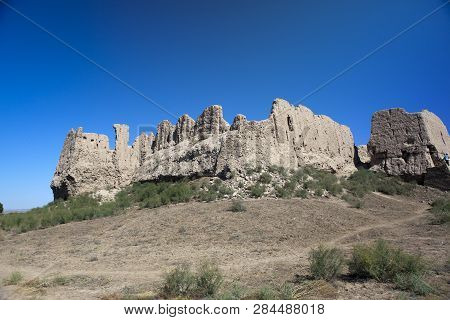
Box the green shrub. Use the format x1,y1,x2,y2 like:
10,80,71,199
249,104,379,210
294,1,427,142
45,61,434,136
250,283,296,300
194,262,223,298
246,165,262,175
295,188,308,199
315,172,342,196
275,180,297,198
377,178,414,196
160,265,196,298
343,169,414,198
198,190,218,202
254,286,278,300
258,172,272,184
131,181,195,206
394,273,433,295
141,195,162,208
160,182,195,204
342,194,363,209
160,262,223,299
114,190,131,209
268,165,287,176
302,170,342,196
303,166,319,176
216,185,233,198
314,188,324,197
430,197,450,224
302,180,315,191
197,179,232,202
0,178,233,233
249,183,265,198
309,245,345,281
219,283,246,300
327,183,343,196
342,169,379,197
52,276,70,286
0,191,132,233
0,202,3,213
3,271,23,285
278,282,295,300
229,200,246,212
349,240,430,294
275,186,291,199
290,169,305,183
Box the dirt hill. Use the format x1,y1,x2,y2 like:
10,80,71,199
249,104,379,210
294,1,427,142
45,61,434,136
0,187,448,300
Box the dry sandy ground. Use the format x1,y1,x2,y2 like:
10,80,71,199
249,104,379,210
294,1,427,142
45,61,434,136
0,190,448,300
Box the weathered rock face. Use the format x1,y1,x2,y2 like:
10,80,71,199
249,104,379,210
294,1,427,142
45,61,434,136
354,145,370,168
51,98,356,199
367,108,449,179
51,125,151,199
136,99,356,181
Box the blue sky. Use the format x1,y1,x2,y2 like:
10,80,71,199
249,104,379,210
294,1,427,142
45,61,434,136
0,0,449,209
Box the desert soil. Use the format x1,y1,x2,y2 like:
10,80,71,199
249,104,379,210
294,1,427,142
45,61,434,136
0,188,448,300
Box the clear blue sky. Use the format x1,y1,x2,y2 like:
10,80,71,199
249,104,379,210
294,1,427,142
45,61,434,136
0,0,449,210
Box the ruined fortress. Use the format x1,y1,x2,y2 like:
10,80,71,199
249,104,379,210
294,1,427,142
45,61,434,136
51,98,450,199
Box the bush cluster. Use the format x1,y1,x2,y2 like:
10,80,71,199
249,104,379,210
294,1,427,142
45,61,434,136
341,194,363,209
275,181,296,198
267,165,287,176
229,199,247,212
307,240,432,295
302,167,343,196
249,183,266,198
160,262,223,299
273,168,306,198
0,178,237,233
218,283,246,300
160,263,296,300
0,195,122,233
348,240,431,295
197,179,233,202
258,172,272,184
343,169,414,198
430,197,450,225
129,181,196,208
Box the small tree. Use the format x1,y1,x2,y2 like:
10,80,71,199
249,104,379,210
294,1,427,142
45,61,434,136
0,202,3,214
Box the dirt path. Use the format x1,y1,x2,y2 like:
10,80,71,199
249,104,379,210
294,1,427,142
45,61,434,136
327,202,428,246
230,201,430,269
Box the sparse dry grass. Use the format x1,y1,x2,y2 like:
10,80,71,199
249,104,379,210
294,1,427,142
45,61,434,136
3,271,23,286
293,280,338,299
0,191,446,300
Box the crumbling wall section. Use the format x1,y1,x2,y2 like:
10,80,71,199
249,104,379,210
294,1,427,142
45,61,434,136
52,98,358,199
135,99,356,182
51,125,152,199
367,108,449,178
